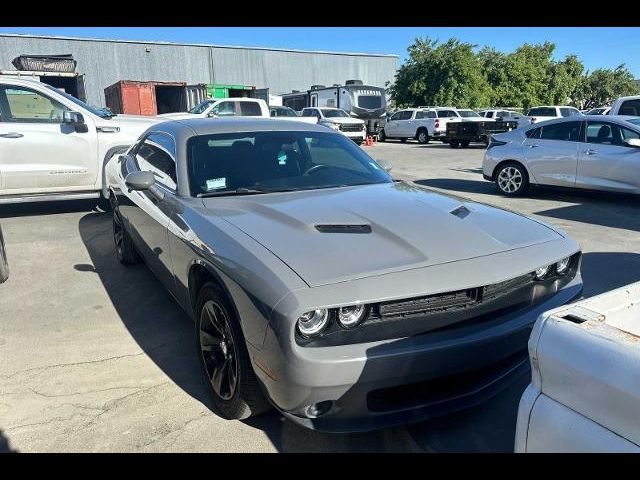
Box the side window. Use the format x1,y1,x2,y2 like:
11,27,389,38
415,111,431,119
0,85,67,123
539,121,581,141
399,111,413,120
301,109,313,117
585,121,638,146
389,112,402,121
619,99,640,116
621,126,640,142
212,101,236,117
240,101,262,116
437,110,456,118
560,108,573,117
135,132,177,191
486,111,495,118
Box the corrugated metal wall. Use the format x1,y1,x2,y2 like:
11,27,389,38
0,34,397,108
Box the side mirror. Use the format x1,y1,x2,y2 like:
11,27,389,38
625,138,640,148
378,160,393,173
125,171,155,191
63,110,88,133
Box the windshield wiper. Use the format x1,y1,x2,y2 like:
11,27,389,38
197,187,297,198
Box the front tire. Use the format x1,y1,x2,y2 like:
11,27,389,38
495,161,529,196
416,129,430,144
113,205,141,265
196,283,270,420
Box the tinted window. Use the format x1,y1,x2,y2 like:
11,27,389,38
457,110,482,118
322,109,350,118
399,111,413,120
619,99,640,116
301,109,314,117
271,106,297,117
211,101,236,117
357,95,382,109
415,110,436,119
186,131,392,197
136,133,177,190
539,121,581,141
486,111,494,118
585,121,640,146
389,112,403,121
0,85,67,123
239,101,262,116
437,110,456,118
525,127,541,139
528,107,556,117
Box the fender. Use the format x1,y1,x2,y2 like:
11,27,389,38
101,145,131,199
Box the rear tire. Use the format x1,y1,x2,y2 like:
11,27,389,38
416,129,430,144
449,140,460,148
196,282,270,420
113,205,141,265
460,140,470,148
495,161,529,197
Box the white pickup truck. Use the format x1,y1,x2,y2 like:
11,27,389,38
518,105,583,126
379,107,490,144
609,95,640,116
159,97,270,120
515,281,640,452
0,77,160,206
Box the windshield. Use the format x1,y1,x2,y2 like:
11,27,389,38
187,131,392,197
322,109,350,118
457,110,482,118
44,84,114,118
189,100,214,114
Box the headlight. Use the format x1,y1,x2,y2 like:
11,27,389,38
535,265,551,280
297,309,329,337
337,304,366,328
556,256,571,275
325,122,340,130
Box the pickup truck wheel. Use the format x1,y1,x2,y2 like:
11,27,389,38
400,138,407,143
416,129,430,144
495,162,529,196
378,129,386,142
196,282,270,420
460,140,470,148
113,207,141,265
449,140,460,148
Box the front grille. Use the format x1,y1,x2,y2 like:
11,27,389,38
340,124,363,132
378,273,534,319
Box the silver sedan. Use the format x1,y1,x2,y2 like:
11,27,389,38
106,118,582,432
483,115,640,196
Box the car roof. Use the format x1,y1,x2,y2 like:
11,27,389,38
525,115,640,128
157,117,329,136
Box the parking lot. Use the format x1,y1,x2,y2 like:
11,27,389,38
2,140,640,452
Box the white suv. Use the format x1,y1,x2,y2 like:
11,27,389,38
301,107,367,144
380,107,463,144
0,77,160,206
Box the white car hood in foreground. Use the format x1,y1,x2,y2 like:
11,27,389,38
204,182,562,287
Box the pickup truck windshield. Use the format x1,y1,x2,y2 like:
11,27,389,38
189,100,214,114
457,110,482,118
187,130,392,197
322,109,350,118
44,85,114,119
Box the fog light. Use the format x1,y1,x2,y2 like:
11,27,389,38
305,401,333,418
535,265,550,280
337,304,366,328
297,309,329,337
556,256,571,275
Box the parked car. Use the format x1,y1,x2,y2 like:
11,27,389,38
609,95,640,116
483,115,640,196
160,97,269,120
300,107,366,144
478,109,521,120
379,107,463,144
0,77,160,206
518,105,583,126
515,281,640,452
446,118,518,148
106,117,583,432
270,105,317,124
0,223,8,283
585,106,611,115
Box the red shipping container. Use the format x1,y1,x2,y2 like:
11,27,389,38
104,80,158,116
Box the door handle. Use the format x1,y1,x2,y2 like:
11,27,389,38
584,149,597,155
0,132,24,139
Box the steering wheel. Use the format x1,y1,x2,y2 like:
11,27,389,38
303,164,330,176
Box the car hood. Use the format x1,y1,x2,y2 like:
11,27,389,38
202,182,562,287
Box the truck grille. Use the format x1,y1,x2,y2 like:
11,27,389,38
340,124,363,132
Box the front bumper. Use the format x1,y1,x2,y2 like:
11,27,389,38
257,274,583,432
339,129,367,141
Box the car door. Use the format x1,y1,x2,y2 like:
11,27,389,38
0,83,98,195
120,132,177,291
397,110,414,136
576,120,640,193
209,100,237,117
523,120,581,187
384,111,403,136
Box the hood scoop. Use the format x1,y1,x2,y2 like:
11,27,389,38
450,205,471,219
315,224,372,234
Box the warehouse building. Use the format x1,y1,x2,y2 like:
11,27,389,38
0,33,398,110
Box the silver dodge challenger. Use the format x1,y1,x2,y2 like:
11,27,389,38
106,118,583,432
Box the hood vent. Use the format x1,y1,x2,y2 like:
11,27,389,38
450,205,471,219
315,224,372,234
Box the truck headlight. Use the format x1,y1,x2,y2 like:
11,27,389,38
535,265,551,280
337,304,366,328
297,309,329,337
556,256,571,275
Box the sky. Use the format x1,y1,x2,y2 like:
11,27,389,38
3,27,640,77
